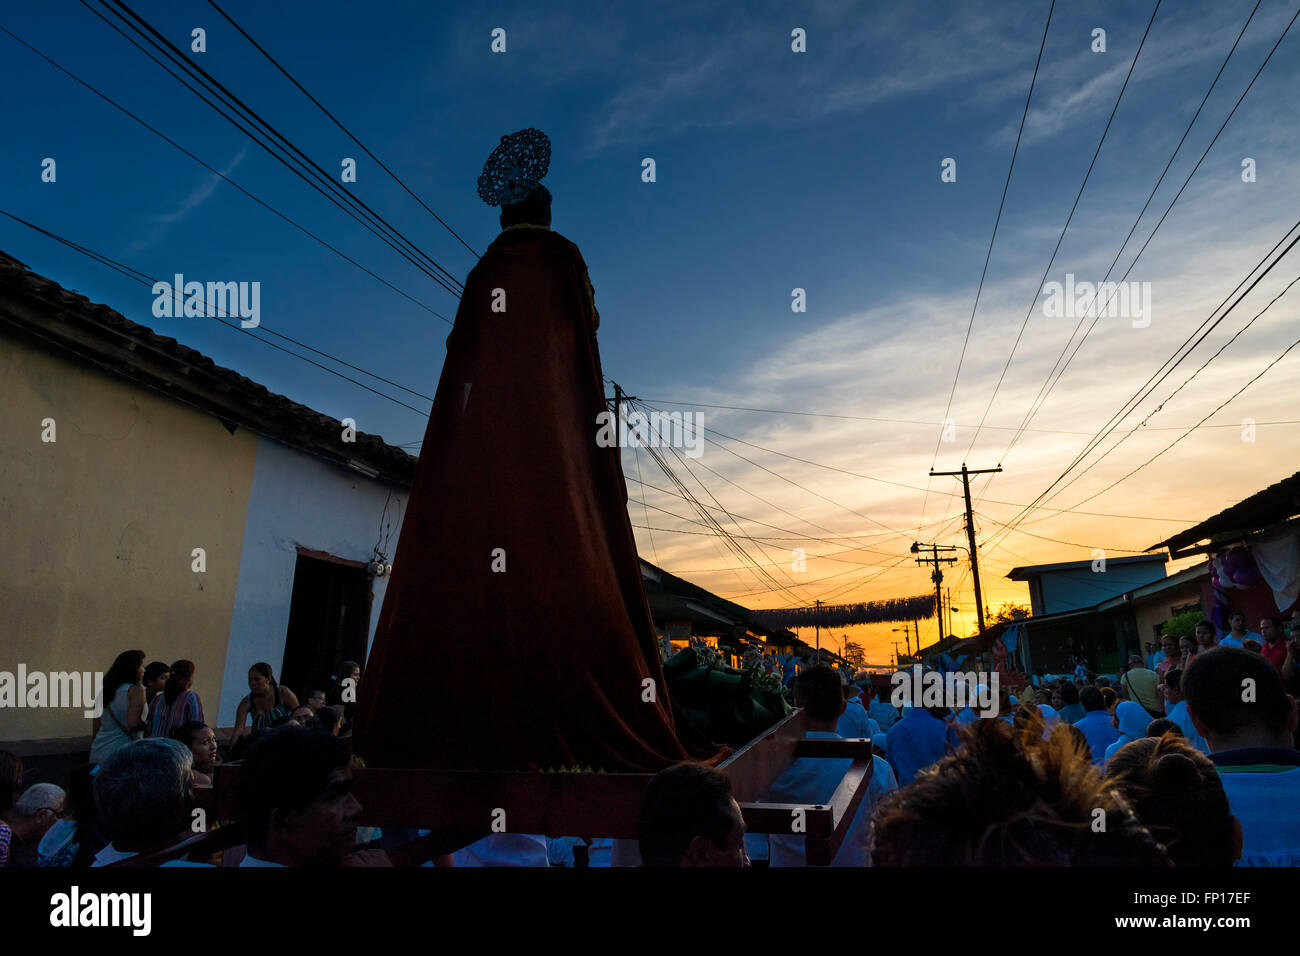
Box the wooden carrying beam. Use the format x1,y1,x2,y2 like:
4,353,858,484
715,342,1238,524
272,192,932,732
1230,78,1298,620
172,710,872,865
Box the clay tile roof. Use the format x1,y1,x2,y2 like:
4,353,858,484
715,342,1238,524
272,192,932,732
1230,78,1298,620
0,250,418,486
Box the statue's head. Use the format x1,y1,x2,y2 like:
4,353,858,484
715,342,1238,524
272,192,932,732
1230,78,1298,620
500,184,552,229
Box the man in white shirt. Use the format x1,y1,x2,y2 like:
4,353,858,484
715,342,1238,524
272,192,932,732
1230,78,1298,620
1185,647,1300,866
1219,612,1260,649
91,738,212,867
238,725,389,867
763,666,897,866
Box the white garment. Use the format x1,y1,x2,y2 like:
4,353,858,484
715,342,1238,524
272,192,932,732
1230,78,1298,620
37,818,78,866
763,731,898,867
89,683,145,766
545,836,612,866
1253,528,1300,612
1218,633,1257,649
1166,700,1209,753
1217,761,1300,866
92,842,212,867
836,698,880,739
452,833,549,867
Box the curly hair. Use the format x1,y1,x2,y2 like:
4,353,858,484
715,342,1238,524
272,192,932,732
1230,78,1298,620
870,717,1170,866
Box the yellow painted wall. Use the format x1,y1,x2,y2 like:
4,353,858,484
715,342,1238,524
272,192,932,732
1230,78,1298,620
0,334,257,747
1134,582,1204,646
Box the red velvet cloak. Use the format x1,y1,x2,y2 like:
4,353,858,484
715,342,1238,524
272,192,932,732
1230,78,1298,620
354,227,723,772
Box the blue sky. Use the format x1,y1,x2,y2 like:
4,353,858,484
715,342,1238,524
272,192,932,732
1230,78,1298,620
5,0,1299,658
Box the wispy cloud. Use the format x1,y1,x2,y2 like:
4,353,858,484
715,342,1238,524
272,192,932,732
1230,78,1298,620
128,143,249,252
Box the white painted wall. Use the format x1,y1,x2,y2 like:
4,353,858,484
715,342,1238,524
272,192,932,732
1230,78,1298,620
216,436,407,725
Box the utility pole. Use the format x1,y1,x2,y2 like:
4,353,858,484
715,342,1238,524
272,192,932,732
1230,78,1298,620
814,599,822,657
892,625,911,660
610,382,639,430
931,464,1001,636
911,542,958,650
891,641,902,668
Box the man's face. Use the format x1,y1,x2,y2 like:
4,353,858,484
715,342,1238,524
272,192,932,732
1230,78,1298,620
1230,614,1246,634
1261,619,1278,642
307,693,325,712
281,767,362,866
683,799,749,867
1195,625,1215,647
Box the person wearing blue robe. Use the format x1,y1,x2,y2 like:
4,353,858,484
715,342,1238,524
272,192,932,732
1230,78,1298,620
885,706,960,786
1073,687,1121,766
837,690,880,740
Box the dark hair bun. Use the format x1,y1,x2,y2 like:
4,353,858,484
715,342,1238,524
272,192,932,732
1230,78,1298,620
1154,752,1200,792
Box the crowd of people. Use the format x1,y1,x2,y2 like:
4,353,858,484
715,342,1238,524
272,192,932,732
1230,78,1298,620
0,653,360,867
3,615,1298,867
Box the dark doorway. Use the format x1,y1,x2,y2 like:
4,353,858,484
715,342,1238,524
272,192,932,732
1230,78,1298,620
280,551,372,702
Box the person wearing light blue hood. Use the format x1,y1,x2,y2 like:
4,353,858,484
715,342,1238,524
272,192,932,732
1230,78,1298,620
836,673,881,740
1037,704,1061,740
954,678,990,726
867,686,900,731
1104,701,1150,765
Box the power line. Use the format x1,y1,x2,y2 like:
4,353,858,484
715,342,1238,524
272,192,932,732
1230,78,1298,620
684,419,1193,522
984,216,1300,551
962,0,1163,462
1,209,433,416
1061,322,1300,510
1040,269,1300,504
974,511,1156,554
630,397,912,539
974,0,1300,529
0,21,454,326
85,0,466,300
993,0,1267,468
919,0,1057,565
626,397,1299,434
204,0,479,261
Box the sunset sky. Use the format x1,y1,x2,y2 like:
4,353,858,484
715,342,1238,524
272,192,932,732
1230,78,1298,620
4,0,1299,664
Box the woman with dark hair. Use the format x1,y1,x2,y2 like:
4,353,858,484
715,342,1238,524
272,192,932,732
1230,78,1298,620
1105,733,1242,866
143,662,170,705
147,660,203,739
89,650,147,766
171,721,218,787
231,662,298,747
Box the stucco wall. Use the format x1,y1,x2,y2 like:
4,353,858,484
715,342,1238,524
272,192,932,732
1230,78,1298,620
0,334,256,746
216,435,405,726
